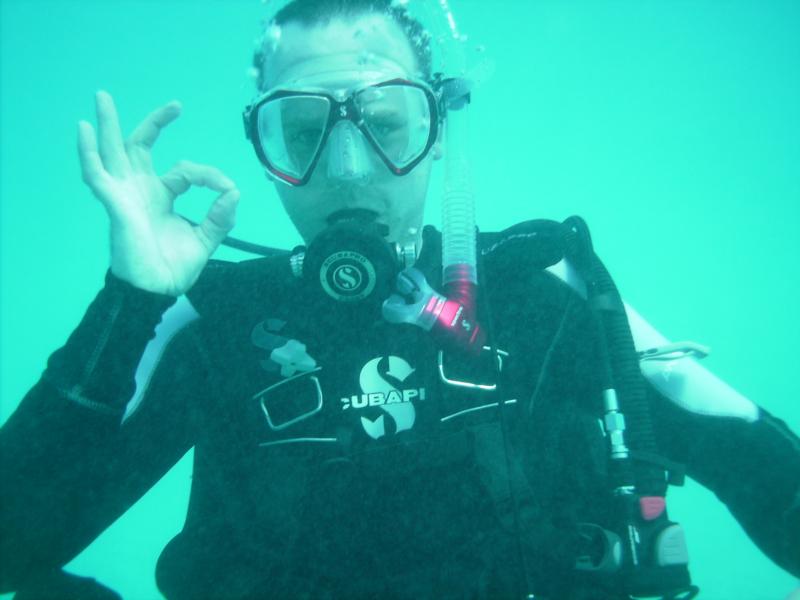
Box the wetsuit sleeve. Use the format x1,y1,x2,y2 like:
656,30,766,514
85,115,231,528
0,271,206,593
650,382,800,577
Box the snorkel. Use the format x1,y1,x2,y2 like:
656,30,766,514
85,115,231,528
438,0,477,294
431,0,485,352
382,0,487,355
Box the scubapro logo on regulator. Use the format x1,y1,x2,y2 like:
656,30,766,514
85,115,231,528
319,251,376,301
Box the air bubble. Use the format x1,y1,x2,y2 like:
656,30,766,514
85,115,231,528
266,22,281,44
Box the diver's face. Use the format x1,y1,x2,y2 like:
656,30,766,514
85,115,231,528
262,15,440,247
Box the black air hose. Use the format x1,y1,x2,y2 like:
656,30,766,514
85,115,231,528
562,216,666,497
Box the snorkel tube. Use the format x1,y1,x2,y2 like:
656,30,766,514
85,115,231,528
438,21,485,353
382,0,486,355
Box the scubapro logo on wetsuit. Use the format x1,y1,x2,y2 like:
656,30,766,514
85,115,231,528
341,356,427,440
341,388,426,409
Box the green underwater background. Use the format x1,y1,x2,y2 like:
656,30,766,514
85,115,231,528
1,0,798,598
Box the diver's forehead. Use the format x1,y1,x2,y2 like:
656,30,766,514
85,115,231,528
263,15,418,90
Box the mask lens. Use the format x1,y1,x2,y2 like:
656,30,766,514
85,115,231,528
356,85,432,169
257,95,331,179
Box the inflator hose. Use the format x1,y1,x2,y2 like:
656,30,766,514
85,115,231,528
562,216,666,497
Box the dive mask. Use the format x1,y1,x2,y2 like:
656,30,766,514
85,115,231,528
243,78,441,186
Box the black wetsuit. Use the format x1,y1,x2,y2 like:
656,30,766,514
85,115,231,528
2,224,799,599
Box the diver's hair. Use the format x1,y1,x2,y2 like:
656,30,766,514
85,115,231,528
252,0,432,91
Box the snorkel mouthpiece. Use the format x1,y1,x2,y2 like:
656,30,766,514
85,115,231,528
382,267,485,354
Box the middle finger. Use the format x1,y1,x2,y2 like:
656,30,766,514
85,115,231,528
95,90,132,177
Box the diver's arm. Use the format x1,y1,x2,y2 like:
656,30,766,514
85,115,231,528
0,272,202,593
649,381,800,577
622,302,800,574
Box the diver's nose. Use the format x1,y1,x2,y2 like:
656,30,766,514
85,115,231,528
325,120,374,183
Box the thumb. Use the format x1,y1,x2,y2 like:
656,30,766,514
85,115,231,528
195,188,240,252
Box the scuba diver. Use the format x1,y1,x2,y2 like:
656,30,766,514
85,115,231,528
1,0,798,598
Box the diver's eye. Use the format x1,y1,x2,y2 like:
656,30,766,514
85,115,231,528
366,115,406,139
288,129,321,147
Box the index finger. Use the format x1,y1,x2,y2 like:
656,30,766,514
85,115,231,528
126,101,182,170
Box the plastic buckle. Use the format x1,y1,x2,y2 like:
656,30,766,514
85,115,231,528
254,367,324,431
437,346,509,391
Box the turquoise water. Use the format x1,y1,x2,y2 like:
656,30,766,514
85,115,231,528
1,0,798,598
